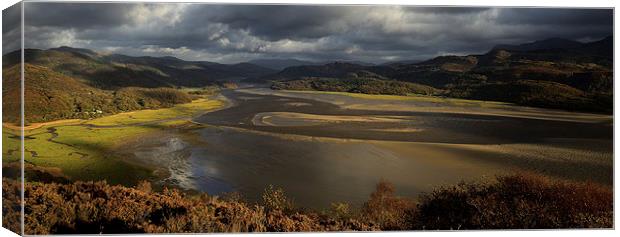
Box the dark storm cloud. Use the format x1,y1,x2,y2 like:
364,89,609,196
12,3,614,63
2,2,20,33
497,8,613,26
190,5,351,41
405,6,491,14
2,2,21,53
25,3,134,29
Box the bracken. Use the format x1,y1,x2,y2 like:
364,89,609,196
1,173,612,234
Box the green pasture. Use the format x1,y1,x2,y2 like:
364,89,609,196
2,97,223,185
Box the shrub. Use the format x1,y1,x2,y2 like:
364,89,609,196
2,178,21,234
262,185,294,213
413,173,613,229
1,173,611,234
329,202,352,220
361,180,415,230
135,180,152,193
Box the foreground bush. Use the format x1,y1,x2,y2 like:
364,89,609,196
4,179,375,234
1,173,612,234
361,180,415,230
413,173,613,229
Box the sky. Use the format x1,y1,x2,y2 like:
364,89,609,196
2,3,614,64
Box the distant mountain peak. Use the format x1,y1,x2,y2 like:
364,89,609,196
248,58,319,70
320,60,375,66
159,56,183,61
49,46,98,56
492,37,583,52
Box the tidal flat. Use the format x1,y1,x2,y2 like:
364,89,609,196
117,88,612,209
5,87,611,208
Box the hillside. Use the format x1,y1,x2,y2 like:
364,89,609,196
2,36,612,114
3,47,275,89
267,36,612,113
492,37,585,51
248,58,320,70
2,64,193,124
447,80,612,113
272,72,440,96
254,62,394,83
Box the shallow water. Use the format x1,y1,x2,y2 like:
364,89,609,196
131,126,512,208
126,89,613,209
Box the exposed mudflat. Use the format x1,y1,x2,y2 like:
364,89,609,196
196,89,612,145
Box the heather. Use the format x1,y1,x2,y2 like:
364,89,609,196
2,173,612,234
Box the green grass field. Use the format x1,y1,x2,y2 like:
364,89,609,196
86,98,223,126
2,97,224,185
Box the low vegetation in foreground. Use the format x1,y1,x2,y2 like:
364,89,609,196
2,173,612,234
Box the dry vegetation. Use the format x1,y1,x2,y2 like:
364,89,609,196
2,173,612,234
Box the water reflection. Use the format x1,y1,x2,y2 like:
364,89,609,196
182,127,508,208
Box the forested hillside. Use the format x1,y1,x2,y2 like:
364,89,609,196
267,36,613,113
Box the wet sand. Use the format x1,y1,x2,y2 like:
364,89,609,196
239,88,612,124
252,112,410,126
196,89,612,145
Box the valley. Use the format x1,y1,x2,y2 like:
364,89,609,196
2,38,613,207
122,87,612,208
4,83,613,209
1,4,614,233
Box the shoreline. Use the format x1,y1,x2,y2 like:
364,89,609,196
4,87,613,209
238,88,612,124
2,94,227,186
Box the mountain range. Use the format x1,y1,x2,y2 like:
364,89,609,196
2,35,614,122
248,58,376,70
264,36,612,113
3,46,276,89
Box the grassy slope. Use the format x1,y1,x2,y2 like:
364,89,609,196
2,96,224,185
87,98,221,126
3,48,274,89
2,63,196,124
2,63,105,123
